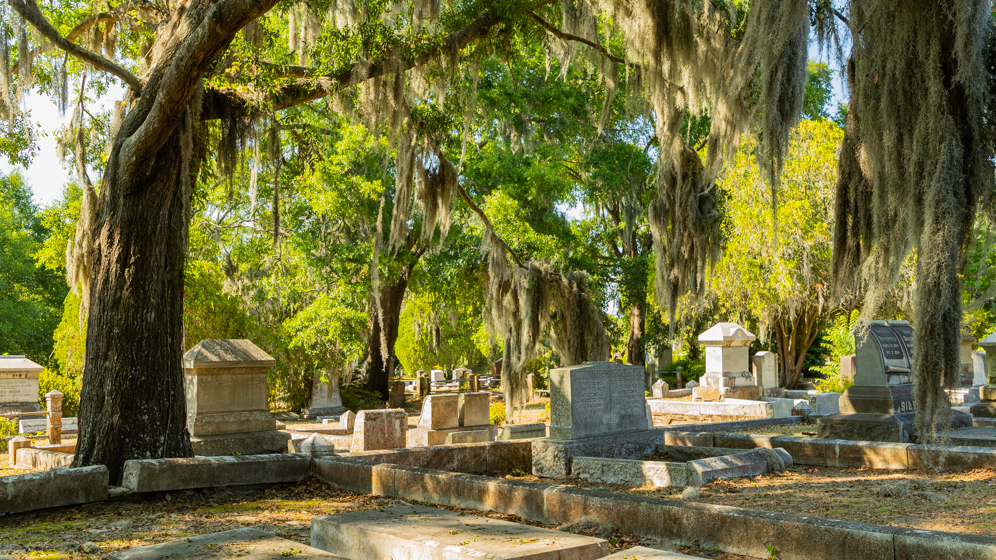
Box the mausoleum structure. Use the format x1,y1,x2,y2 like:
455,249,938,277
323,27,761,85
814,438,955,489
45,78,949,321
183,339,291,456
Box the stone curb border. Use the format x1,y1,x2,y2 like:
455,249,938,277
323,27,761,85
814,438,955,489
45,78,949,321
310,456,996,560
662,431,996,470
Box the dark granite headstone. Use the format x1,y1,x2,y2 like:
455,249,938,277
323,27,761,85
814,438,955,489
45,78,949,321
549,362,649,440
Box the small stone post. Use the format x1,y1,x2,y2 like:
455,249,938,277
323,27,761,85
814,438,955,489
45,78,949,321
676,370,684,389
9,435,30,467
469,374,480,392
46,390,63,445
526,373,536,400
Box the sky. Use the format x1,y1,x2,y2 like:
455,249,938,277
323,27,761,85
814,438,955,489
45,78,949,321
1,42,847,209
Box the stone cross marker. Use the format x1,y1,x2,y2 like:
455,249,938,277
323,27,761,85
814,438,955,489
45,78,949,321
183,339,290,456
0,356,43,413
549,361,649,440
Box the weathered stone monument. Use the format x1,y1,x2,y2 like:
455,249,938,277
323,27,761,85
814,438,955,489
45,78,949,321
751,351,779,395
818,321,969,441
183,339,291,456
533,361,651,477
651,379,669,398
693,323,760,401
961,332,978,387
303,373,345,419
840,354,857,382
430,369,447,384
526,373,537,399
349,409,407,452
970,334,996,418
410,392,492,445
0,355,43,413
388,380,406,408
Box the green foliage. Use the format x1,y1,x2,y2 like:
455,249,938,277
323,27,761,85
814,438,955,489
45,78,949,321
0,418,16,452
0,172,68,367
802,62,833,121
813,310,859,394
38,368,82,417
669,356,705,382
52,292,87,377
340,384,385,412
489,402,507,426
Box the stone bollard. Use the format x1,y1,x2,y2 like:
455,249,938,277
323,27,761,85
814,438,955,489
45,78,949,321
9,435,30,467
469,374,480,392
46,390,63,445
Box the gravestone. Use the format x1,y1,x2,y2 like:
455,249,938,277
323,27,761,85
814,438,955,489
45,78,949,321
526,373,537,398
548,361,649,440
411,393,491,445
350,409,407,452
430,370,447,384
970,334,996,417
452,367,472,379
183,339,290,456
388,380,406,408
840,354,857,382
693,323,760,401
415,373,430,399
303,373,345,419
468,374,480,392
458,392,490,427
974,351,988,387
819,321,970,441
645,361,656,391
651,379,669,398
0,356,43,414
751,351,779,393
961,333,978,387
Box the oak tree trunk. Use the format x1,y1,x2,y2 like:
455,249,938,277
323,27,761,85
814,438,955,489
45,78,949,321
364,276,409,401
774,307,828,390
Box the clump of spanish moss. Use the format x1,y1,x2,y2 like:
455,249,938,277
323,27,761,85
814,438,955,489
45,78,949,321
831,0,996,443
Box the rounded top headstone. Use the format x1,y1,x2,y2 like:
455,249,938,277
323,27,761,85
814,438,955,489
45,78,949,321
697,323,756,347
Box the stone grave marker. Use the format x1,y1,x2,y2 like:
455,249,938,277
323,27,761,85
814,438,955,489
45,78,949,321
974,351,988,387
303,373,345,419
468,374,480,392
549,361,649,440
526,373,537,398
349,409,407,452
430,369,447,384
0,355,43,413
693,323,759,401
970,334,996,417
840,354,857,382
961,332,978,387
652,379,669,398
458,392,490,426
388,380,406,408
751,351,779,392
183,339,290,456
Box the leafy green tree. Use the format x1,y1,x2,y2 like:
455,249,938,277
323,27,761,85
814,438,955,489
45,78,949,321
712,119,844,389
0,171,66,366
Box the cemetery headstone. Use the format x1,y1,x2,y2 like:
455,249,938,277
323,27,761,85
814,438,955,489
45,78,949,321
693,323,760,401
452,367,472,379
970,334,996,417
411,393,491,445
0,356,43,413
417,374,430,399
676,370,684,389
548,361,649,440
974,351,988,387
526,373,537,399
350,409,407,452
340,410,356,433
651,379,669,399
388,380,406,408
303,373,345,419
458,392,490,427
820,321,970,441
430,370,447,384
840,354,857,382
962,332,978,387
645,361,656,391
183,339,291,456
751,351,779,393
468,374,480,392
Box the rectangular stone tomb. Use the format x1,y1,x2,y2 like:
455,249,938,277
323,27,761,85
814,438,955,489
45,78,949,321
549,361,649,440
458,392,490,427
183,339,290,456
110,526,346,560
311,505,608,560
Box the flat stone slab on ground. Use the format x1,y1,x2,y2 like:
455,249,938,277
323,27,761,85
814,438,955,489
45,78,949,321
311,504,608,560
110,526,346,559
1,466,108,516
687,450,768,486
499,423,547,440
603,547,706,560
121,454,309,493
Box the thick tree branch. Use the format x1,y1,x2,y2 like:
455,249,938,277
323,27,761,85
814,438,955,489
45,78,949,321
9,0,144,92
454,182,526,270
530,12,637,70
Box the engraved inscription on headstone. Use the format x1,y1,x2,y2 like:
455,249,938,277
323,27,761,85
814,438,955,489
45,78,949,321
855,320,913,386
549,362,649,440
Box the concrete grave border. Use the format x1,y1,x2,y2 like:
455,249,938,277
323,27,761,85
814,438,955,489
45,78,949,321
1,466,108,516
311,455,996,560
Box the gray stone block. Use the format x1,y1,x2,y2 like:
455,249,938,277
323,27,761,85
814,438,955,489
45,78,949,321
1,466,108,516
825,440,910,469
458,392,491,427
121,454,309,493
549,362,648,440
532,429,670,478
686,450,768,486
445,429,490,444
351,409,407,452
486,440,532,472
571,456,689,487
110,526,345,559
191,430,291,457
310,504,608,560
311,456,374,493
498,423,547,440
15,446,75,470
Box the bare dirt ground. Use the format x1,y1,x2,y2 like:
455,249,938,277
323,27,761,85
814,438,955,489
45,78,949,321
0,478,757,560
498,465,996,537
